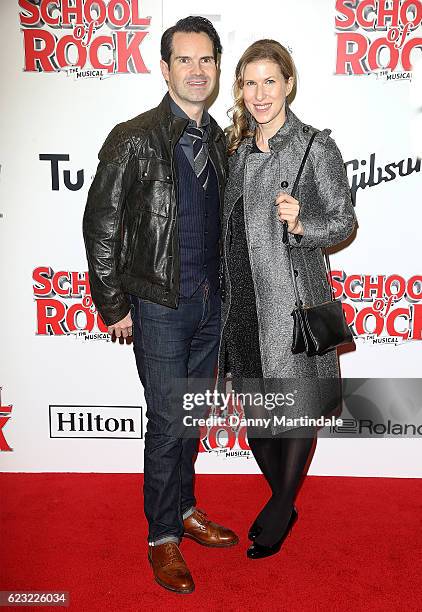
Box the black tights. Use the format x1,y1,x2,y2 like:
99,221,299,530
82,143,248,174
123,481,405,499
248,428,316,547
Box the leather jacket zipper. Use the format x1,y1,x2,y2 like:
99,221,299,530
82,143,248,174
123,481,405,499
169,136,180,306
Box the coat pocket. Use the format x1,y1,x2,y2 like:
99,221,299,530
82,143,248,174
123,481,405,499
137,158,172,217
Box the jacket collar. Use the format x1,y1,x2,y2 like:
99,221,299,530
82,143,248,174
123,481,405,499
268,104,304,151
168,94,210,129
157,92,223,146
237,103,304,154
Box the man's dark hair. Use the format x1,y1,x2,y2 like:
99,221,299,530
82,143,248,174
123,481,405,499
161,16,222,65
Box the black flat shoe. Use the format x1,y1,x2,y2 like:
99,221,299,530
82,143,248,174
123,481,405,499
248,520,262,541
246,506,298,559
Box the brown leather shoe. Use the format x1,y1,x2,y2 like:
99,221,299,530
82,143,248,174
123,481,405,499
183,508,239,547
148,542,194,594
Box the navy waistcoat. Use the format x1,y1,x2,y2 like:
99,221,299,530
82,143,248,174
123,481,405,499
174,142,220,297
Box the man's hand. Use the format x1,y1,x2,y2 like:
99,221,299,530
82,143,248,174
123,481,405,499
275,192,304,235
107,312,133,339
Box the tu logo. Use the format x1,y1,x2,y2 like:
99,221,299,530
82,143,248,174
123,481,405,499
39,154,84,191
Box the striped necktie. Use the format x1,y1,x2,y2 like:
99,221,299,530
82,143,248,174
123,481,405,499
185,125,209,189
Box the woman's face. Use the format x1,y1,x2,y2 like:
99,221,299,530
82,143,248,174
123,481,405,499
242,60,293,131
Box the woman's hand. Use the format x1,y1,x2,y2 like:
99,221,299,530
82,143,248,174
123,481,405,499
275,192,304,235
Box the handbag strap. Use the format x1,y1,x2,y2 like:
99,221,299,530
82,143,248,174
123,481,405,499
290,131,318,200
283,130,334,306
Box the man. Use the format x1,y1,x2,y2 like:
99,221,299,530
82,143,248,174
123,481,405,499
83,16,237,594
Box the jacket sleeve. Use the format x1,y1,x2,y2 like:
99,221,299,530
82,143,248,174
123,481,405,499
289,135,357,249
82,125,137,326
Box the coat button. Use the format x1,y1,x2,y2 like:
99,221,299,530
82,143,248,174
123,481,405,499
281,180,289,188
303,126,310,133
143,171,148,176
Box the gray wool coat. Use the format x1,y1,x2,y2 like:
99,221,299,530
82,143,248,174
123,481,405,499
216,104,357,433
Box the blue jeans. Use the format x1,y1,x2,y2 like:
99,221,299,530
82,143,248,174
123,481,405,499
130,280,221,544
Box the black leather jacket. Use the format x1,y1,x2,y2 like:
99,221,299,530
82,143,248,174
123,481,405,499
83,93,228,326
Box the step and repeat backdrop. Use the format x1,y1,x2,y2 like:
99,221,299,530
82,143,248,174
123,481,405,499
1,0,421,476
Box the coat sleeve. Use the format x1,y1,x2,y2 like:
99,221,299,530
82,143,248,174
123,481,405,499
289,135,357,249
82,125,137,326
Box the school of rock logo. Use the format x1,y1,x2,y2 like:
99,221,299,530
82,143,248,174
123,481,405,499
33,266,110,341
0,387,13,452
19,0,151,78
332,271,422,343
198,395,252,458
335,0,422,79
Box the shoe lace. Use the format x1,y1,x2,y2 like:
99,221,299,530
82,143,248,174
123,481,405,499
163,543,181,565
194,508,210,525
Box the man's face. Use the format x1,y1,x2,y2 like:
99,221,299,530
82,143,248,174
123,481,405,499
160,31,218,107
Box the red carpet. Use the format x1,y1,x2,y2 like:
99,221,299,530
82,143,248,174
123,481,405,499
1,474,421,611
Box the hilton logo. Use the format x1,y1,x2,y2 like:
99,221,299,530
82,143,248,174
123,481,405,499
49,405,143,439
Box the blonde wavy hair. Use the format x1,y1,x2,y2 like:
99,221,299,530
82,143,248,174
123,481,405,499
226,39,297,156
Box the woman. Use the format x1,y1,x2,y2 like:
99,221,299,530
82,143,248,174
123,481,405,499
217,40,356,559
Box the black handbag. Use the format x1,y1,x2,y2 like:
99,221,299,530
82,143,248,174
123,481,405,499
283,131,354,357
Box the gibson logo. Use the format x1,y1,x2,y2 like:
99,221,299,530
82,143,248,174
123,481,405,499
345,152,421,203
